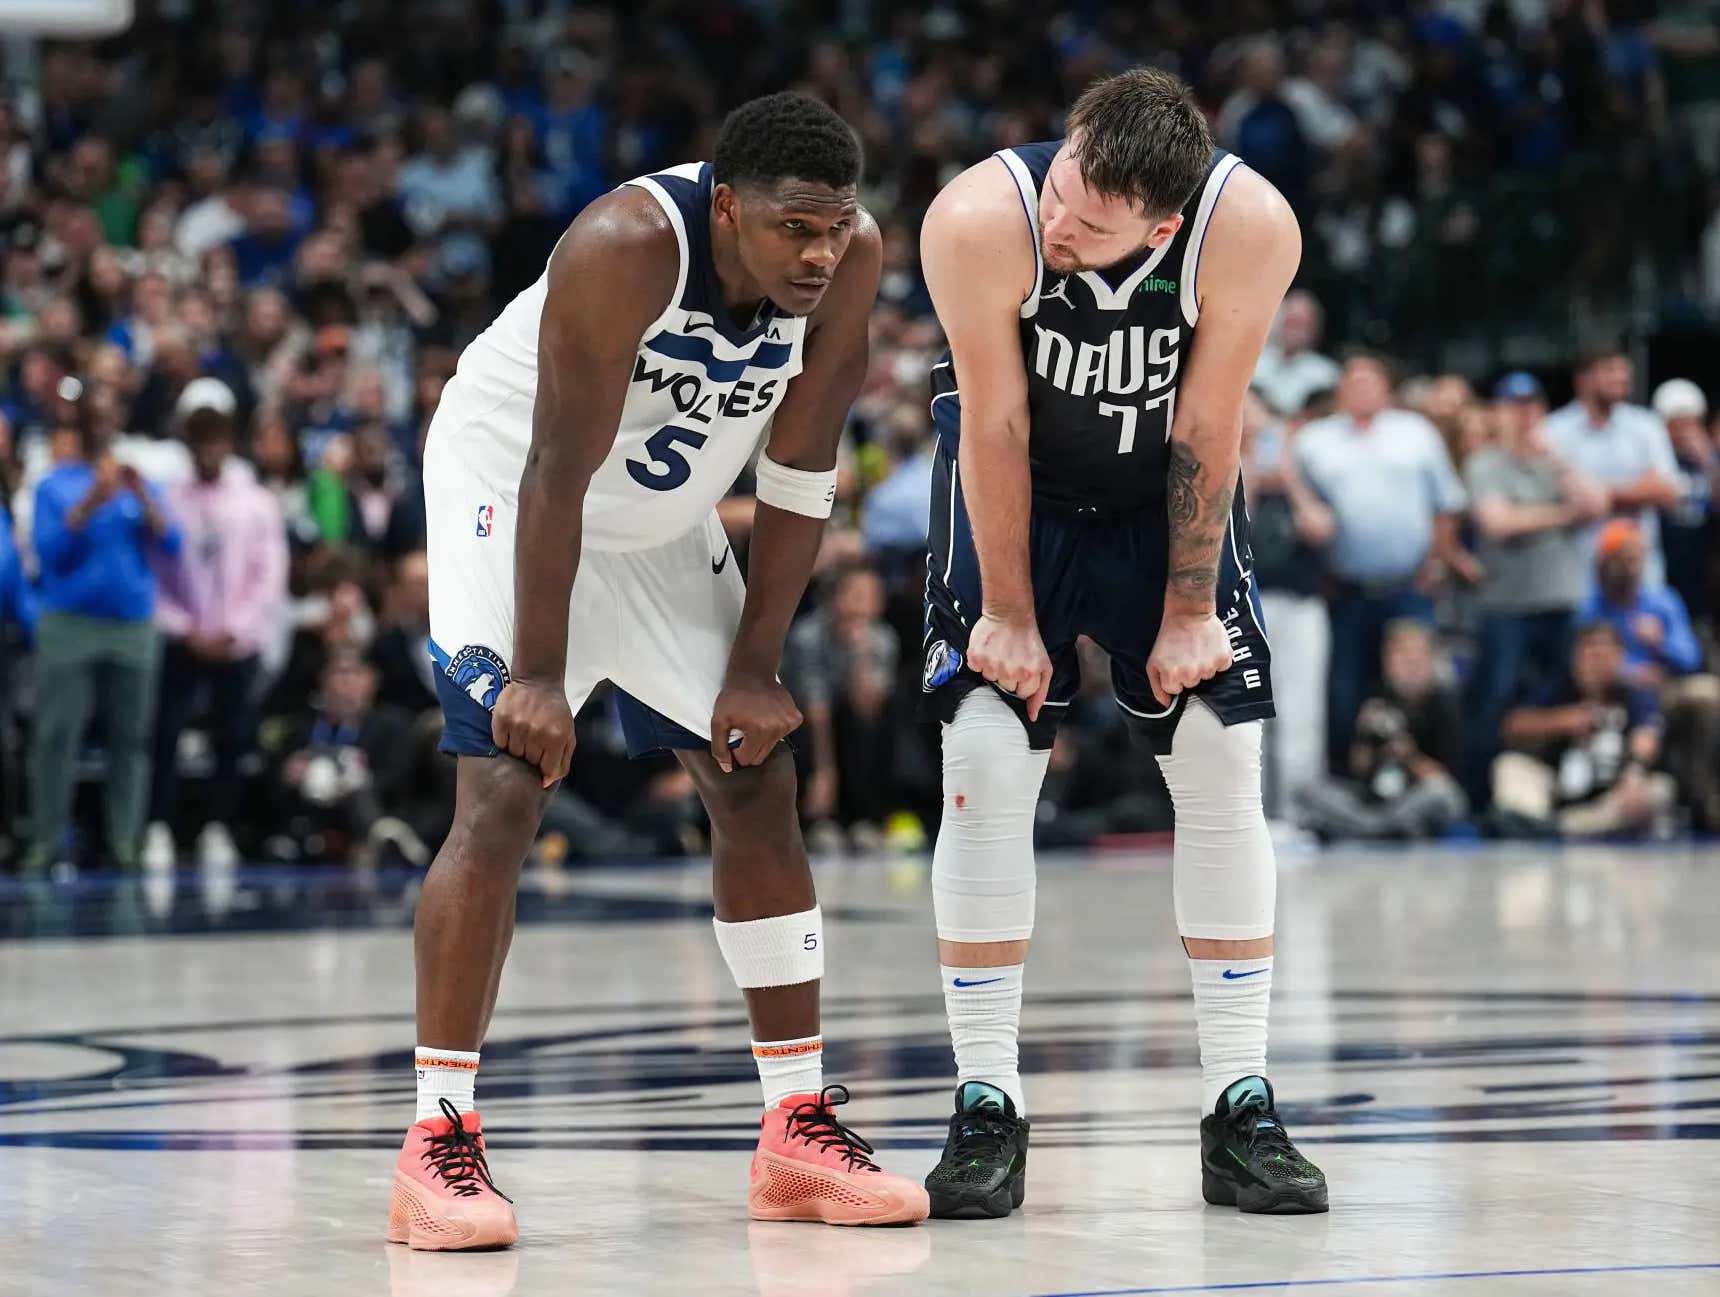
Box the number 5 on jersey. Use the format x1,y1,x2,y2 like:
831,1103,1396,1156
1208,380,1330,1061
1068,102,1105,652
626,425,709,491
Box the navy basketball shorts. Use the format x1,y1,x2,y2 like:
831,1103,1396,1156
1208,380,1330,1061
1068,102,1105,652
918,443,1275,754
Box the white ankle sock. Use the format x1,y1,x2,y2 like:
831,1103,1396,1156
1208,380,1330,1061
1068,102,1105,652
1187,955,1271,1112
941,963,1026,1114
752,1035,824,1108
415,1046,479,1122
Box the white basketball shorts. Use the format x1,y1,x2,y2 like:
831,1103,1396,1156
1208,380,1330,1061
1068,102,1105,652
423,394,745,759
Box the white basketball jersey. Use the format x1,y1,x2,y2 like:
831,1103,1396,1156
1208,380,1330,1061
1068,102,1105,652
430,161,807,552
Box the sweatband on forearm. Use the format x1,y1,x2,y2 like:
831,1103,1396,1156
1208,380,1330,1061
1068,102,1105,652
754,452,837,519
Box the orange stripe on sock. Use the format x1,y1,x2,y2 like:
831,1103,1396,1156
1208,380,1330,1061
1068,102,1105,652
416,1056,480,1071
752,1041,824,1059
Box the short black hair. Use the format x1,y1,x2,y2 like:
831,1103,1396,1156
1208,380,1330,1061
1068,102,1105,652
1066,68,1213,220
712,92,861,194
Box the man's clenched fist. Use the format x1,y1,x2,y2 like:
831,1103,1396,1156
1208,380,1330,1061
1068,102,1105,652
492,679,575,786
968,612,1054,720
1146,610,1232,708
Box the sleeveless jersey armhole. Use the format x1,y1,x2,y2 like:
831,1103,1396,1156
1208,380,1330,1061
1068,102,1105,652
993,150,1045,320
621,176,690,339
1178,153,1244,329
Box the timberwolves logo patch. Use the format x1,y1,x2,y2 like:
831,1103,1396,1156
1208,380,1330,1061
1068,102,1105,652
447,645,510,710
923,639,963,691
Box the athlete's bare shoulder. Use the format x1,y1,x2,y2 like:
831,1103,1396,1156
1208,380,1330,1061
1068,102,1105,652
1195,165,1301,314
545,185,679,317
921,157,1036,309
928,155,1030,223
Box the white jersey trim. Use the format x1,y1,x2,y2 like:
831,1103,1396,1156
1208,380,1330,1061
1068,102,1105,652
1075,230,1178,312
623,173,693,339
1179,154,1245,328
994,150,1045,320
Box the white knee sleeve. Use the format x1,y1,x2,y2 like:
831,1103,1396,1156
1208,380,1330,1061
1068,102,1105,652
933,690,1050,943
1156,701,1276,941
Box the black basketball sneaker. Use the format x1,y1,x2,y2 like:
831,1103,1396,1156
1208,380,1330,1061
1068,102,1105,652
925,1082,1030,1219
1200,1075,1327,1213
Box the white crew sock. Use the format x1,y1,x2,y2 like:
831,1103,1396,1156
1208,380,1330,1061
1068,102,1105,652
1187,955,1271,1113
752,1035,824,1108
941,963,1026,1114
415,1046,480,1122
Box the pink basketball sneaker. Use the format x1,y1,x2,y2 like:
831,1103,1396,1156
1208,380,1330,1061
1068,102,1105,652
749,1085,929,1226
386,1099,519,1250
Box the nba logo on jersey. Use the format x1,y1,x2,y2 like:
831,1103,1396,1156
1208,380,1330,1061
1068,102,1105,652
475,504,494,538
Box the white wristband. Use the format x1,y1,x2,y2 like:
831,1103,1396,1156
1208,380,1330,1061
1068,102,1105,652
754,452,837,519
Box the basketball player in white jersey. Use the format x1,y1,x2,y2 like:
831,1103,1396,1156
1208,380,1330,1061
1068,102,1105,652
915,70,1328,1217
385,93,928,1250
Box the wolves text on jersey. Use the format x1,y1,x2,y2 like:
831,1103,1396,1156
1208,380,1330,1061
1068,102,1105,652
630,354,781,425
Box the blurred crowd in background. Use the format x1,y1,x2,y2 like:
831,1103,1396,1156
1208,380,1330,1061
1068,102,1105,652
0,0,1717,875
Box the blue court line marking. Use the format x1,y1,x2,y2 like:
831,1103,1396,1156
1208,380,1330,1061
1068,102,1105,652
1032,1262,1720,1297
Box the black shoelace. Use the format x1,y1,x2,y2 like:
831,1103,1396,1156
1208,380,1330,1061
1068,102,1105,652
784,1084,880,1172
421,1097,513,1201
947,1107,1018,1161
1238,1108,1304,1165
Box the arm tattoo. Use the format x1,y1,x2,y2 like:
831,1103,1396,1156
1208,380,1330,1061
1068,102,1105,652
1165,438,1236,602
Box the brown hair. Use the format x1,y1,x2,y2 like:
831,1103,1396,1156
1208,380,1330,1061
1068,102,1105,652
1341,347,1399,387
1066,68,1214,220
1573,340,1626,375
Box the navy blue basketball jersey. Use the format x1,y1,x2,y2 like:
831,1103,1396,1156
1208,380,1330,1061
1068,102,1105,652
930,142,1244,513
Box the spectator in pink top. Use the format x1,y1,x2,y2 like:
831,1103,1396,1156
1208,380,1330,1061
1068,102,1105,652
144,378,289,869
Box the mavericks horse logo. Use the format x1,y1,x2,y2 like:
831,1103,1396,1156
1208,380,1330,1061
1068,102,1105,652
923,639,963,691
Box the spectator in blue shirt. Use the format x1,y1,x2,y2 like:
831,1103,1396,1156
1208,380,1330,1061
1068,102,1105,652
861,425,934,557
538,51,610,219
1579,517,1720,831
227,182,305,290
26,403,181,874
1579,519,1702,687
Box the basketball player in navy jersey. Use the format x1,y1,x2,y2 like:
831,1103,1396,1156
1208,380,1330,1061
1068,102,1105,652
917,69,1328,1216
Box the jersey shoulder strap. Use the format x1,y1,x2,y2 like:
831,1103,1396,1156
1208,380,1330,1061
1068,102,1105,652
990,139,1061,319
620,161,704,337
1177,150,1244,328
